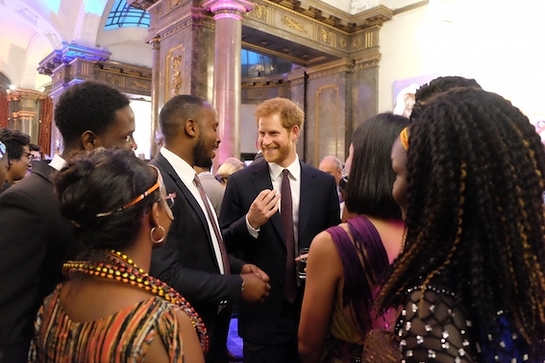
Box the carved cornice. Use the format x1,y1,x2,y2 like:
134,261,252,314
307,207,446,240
306,58,354,79
257,1,393,34
353,50,381,70
153,8,215,40
241,74,289,88
6,89,46,101
37,44,111,76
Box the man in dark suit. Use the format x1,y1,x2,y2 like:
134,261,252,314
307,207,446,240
220,97,340,362
0,81,138,363
149,95,270,363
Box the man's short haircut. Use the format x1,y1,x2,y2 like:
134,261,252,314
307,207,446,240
0,128,31,161
159,95,208,143
255,97,305,130
29,143,40,152
54,81,130,144
415,76,482,103
320,155,342,172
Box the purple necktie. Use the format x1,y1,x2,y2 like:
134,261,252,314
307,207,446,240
281,169,297,302
194,175,231,274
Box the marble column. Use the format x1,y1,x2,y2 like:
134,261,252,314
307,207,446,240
204,0,254,163
149,36,161,158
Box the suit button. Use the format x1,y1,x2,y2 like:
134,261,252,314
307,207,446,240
280,279,285,284
281,255,286,260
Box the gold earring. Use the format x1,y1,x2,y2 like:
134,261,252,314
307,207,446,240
150,225,166,244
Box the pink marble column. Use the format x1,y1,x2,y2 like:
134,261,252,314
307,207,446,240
204,0,253,164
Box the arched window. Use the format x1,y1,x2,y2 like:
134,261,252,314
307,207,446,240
104,0,150,30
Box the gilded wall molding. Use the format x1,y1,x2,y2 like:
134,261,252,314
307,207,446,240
306,59,354,80
165,44,186,99
314,84,340,165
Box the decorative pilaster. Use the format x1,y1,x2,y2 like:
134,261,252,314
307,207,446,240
6,89,46,144
203,0,254,163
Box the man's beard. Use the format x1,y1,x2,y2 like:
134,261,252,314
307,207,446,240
193,135,213,169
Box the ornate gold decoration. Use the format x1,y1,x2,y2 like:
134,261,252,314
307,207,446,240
170,55,182,96
353,38,362,48
339,38,347,48
134,80,150,90
319,28,331,43
282,16,306,33
253,4,267,20
106,75,119,85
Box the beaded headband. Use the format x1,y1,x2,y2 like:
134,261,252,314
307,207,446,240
0,141,6,159
400,127,409,151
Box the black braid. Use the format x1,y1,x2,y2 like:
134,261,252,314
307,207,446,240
376,88,545,352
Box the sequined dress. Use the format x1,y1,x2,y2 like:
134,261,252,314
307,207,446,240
396,283,540,362
29,283,186,362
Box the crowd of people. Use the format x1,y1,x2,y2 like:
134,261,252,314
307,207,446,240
1,76,545,363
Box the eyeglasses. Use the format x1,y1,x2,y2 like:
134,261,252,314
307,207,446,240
96,180,160,217
22,152,35,161
0,141,6,159
157,193,176,209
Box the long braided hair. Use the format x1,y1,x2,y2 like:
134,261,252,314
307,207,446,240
376,87,545,350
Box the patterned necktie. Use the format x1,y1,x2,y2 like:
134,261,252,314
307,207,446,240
193,175,231,274
281,169,297,303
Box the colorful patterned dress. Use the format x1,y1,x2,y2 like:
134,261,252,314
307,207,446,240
29,284,186,362
322,215,397,363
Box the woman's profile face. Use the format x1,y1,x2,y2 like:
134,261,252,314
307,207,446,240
391,138,408,220
344,143,354,176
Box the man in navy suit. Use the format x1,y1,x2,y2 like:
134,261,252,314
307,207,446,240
220,98,340,362
149,95,270,363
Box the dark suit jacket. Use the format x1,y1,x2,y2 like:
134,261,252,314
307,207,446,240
220,159,340,344
149,154,246,355
0,161,75,363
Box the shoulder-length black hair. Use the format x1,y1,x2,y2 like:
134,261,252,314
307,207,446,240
345,112,408,220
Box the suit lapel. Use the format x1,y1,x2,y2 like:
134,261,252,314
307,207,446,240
251,161,285,242
153,154,210,238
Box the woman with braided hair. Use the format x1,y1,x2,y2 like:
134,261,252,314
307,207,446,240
378,87,545,362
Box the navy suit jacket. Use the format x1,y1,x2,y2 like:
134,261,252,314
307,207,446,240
220,159,340,344
0,161,75,363
149,154,246,346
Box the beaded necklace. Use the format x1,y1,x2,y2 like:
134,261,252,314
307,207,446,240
63,250,209,351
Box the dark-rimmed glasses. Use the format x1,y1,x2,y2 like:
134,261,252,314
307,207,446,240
22,151,35,161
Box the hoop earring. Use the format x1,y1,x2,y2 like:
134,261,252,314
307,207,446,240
150,225,166,244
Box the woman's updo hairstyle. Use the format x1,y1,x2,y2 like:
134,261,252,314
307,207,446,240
55,148,159,251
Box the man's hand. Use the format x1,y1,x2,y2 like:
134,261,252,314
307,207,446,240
240,273,271,304
247,189,280,229
241,263,270,282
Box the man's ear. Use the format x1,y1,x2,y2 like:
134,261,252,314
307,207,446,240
185,119,199,138
81,131,97,150
290,125,300,141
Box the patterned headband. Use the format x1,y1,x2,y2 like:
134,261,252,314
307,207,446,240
400,127,409,151
0,141,6,159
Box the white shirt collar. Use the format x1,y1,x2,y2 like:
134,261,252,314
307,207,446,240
268,155,301,182
49,153,67,171
160,147,198,184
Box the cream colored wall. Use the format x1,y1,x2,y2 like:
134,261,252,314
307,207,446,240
379,0,545,123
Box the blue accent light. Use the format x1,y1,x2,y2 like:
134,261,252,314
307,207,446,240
44,0,61,13
84,0,106,16
104,0,150,30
